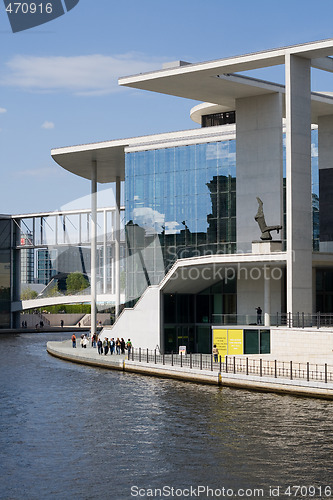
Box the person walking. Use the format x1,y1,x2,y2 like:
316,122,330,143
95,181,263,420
103,338,109,355
116,338,121,355
126,339,132,356
71,334,76,348
97,338,103,355
120,338,126,355
109,338,115,355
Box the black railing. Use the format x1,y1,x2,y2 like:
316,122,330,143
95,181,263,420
276,312,333,328
128,348,333,384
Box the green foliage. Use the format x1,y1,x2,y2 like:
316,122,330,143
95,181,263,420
29,303,91,314
20,287,38,300
66,272,89,294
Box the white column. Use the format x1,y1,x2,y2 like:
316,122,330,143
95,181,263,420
285,54,312,314
236,93,283,253
103,209,107,294
264,266,271,326
91,161,97,337
115,177,121,319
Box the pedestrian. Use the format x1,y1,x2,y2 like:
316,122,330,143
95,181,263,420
109,338,115,355
213,344,218,362
103,338,109,355
120,338,126,354
256,306,262,325
83,335,88,348
97,338,103,355
60,319,64,328
116,338,121,355
71,333,76,348
126,339,132,356
92,333,97,348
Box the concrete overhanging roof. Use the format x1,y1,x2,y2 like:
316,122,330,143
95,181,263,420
53,40,333,183
51,139,128,184
160,253,287,294
119,38,333,104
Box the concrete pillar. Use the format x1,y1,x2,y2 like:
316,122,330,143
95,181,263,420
91,161,97,337
115,177,121,318
318,114,333,252
285,54,312,314
236,93,283,253
103,209,107,294
264,266,271,326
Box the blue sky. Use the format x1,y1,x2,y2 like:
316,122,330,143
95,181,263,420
1,0,333,214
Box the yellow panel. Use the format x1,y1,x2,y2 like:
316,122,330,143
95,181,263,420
212,329,228,359
228,329,244,355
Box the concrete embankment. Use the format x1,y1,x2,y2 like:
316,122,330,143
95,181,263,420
47,341,333,400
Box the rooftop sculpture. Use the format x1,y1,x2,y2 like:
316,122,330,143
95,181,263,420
254,197,282,241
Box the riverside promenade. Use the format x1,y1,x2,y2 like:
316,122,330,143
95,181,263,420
47,340,333,400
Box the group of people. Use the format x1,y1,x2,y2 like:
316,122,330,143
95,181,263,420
97,337,132,356
71,333,132,356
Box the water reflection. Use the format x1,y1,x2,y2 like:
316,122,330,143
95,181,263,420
0,332,332,499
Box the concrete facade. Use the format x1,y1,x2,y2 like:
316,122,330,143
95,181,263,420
236,93,283,252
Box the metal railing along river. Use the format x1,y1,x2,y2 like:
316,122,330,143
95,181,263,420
128,348,333,384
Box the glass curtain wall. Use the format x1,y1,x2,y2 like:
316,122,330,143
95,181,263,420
282,128,319,250
0,218,11,328
125,141,236,306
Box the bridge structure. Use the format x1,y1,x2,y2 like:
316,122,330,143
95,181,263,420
11,293,126,313
10,206,125,326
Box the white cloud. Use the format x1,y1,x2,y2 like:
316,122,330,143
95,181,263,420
0,107,7,113
13,165,66,178
0,53,167,96
42,121,55,129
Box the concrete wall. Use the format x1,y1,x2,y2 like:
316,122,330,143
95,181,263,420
102,286,160,350
236,93,283,253
270,327,333,363
20,313,110,327
237,268,282,322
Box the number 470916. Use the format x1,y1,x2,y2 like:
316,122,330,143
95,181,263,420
5,3,53,14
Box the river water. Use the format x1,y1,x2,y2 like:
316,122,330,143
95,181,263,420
0,332,332,500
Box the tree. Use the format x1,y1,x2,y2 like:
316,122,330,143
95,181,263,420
66,272,89,294
20,287,38,300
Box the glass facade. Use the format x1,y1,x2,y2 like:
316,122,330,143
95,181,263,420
163,279,236,354
282,128,319,250
0,218,11,328
125,130,320,308
125,141,236,305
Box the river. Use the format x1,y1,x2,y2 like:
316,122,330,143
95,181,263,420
0,332,332,500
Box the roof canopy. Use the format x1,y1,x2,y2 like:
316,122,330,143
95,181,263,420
52,39,333,183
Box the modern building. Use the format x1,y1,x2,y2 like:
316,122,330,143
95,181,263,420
4,40,333,357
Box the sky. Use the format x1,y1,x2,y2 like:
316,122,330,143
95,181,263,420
1,0,333,215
